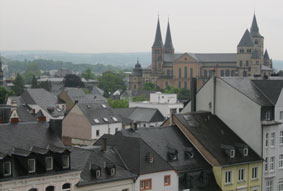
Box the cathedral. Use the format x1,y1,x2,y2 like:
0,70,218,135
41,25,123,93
129,14,274,91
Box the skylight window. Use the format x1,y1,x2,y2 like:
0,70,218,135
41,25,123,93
93,119,100,123
101,104,107,108
112,117,118,122
103,117,109,122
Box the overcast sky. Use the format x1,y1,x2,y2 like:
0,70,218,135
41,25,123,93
1,0,283,59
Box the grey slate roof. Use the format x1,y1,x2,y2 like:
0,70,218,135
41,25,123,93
71,147,136,187
250,14,263,38
114,107,165,125
164,22,174,50
21,89,64,117
264,50,270,60
261,65,273,71
62,88,106,104
175,112,262,166
95,134,174,175
77,103,122,125
195,53,236,63
16,106,37,122
238,29,254,47
152,18,163,48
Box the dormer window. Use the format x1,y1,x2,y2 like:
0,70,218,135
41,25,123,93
230,150,235,158
62,155,70,169
45,157,53,171
112,117,118,122
103,117,109,122
28,159,36,173
167,149,178,161
3,161,11,176
96,169,101,177
265,111,271,121
243,148,248,156
146,152,154,163
110,167,116,176
184,147,194,159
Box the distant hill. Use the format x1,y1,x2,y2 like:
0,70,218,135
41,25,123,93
2,51,151,69
273,60,283,71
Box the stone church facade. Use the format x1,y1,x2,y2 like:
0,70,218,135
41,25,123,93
129,14,274,91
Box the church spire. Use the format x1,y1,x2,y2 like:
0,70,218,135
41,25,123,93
164,20,174,50
250,14,262,37
152,18,163,48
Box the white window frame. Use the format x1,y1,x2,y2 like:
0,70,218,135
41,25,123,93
251,167,258,180
224,170,232,184
270,156,275,172
243,148,248,156
3,162,11,176
265,133,269,147
110,167,116,176
280,111,283,120
279,180,283,191
266,180,273,191
280,131,283,145
62,155,70,169
270,132,275,147
279,154,283,169
265,157,268,172
238,168,245,182
96,169,101,177
28,159,36,173
265,111,271,121
45,157,53,171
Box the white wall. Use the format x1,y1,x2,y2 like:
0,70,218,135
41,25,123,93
91,122,122,139
150,92,177,104
135,170,178,191
28,104,64,121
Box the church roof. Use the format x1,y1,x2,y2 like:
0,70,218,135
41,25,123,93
164,21,174,50
250,14,263,38
264,50,270,60
238,29,254,47
152,18,163,48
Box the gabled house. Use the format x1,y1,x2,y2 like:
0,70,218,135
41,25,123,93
95,134,179,191
18,89,65,121
118,126,221,191
0,122,80,191
182,77,283,190
71,147,136,191
62,102,122,146
114,107,165,128
168,112,263,191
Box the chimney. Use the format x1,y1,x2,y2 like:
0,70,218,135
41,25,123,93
101,137,107,152
38,116,46,122
211,69,216,115
169,109,174,125
190,78,197,112
10,117,19,124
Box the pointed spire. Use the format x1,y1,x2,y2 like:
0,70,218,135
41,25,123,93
164,20,174,50
238,29,254,47
264,50,270,60
250,14,262,37
152,18,163,48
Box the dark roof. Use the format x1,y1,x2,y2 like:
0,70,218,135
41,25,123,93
175,112,262,166
0,122,66,155
114,107,165,125
264,50,270,60
238,29,254,47
220,78,273,106
250,14,263,38
164,21,174,50
21,89,64,117
95,134,174,175
152,18,163,48
0,105,12,123
119,126,211,172
16,106,37,122
251,49,260,59
77,103,122,125
62,88,106,104
71,147,136,187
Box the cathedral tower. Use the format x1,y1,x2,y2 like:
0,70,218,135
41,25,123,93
152,18,164,74
164,21,174,54
250,14,264,58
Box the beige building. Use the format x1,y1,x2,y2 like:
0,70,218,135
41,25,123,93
129,14,274,91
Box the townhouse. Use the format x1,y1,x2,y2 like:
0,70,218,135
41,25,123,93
62,102,122,146
183,76,283,190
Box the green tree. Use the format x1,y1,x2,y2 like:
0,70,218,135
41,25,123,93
177,88,190,100
0,87,14,104
81,68,95,80
12,73,25,96
40,80,52,91
143,82,157,91
63,74,85,88
108,98,129,108
23,62,41,84
31,75,38,88
132,95,148,102
97,71,126,97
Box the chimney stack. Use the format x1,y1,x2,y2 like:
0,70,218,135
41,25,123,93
101,137,107,152
190,78,197,112
211,69,216,115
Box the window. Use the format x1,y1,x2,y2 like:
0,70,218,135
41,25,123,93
110,167,116,176
179,68,182,78
140,179,152,191
255,40,258,44
164,175,171,186
265,157,268,172
280,131,283,145
184,66,187,78
266,180,273,191
28,159,36,173
252,167,258,179
134,84,136,89
247,49,252,53
96,130,100,137
221,70,224,77
62,183,71,191
280,112,283,120
243,148,248,156
165,81,168,87
270,132,275,146
3,162,11,176
270,156,275,171
240,49,244,53
246,61,249,66
265,111,271,121
239,60,243,67
279,180,283,191
46,186,55,191
101,104,107,108
62,155,70,169
231,70,235,76
112,117,118,122
279,154,283,169
266,133,269,147
45,157,53,171
103,117,109,122
190,68,193,77
238,168,245,182
225,70,230,77
122,189,129,191
224,171,232,184
96,169,101,177
243,71,247,77
29,189,38,191
230,150,235,158
93,119,99,123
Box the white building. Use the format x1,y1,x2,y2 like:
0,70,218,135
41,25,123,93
183,77,283,191
130,92,183,117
